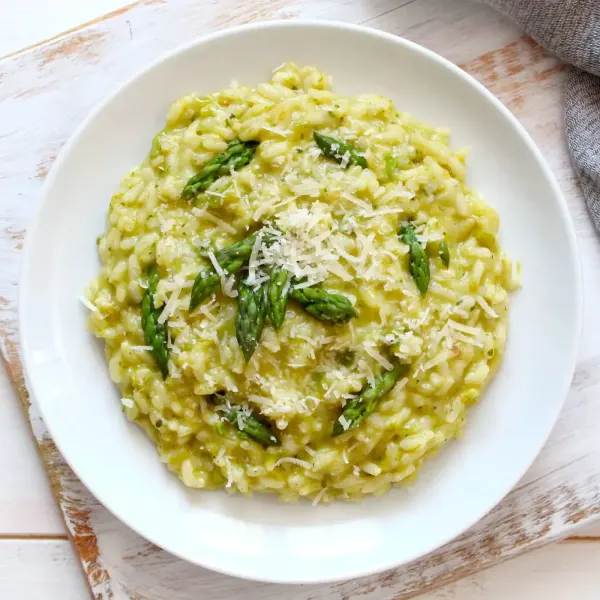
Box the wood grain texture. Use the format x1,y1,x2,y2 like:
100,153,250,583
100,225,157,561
0,368,64,535
0,540,89,599
2,0,600,598
4,538,600,600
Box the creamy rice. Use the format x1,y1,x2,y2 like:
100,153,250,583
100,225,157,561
85,63,519,503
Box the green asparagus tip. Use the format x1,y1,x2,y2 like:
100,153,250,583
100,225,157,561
313,131,367,169
399,221,430,296
333,363,409,436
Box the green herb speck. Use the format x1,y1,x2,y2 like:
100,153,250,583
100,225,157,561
336,349,355,367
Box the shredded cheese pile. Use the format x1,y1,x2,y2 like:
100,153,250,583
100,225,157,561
245,206,345,289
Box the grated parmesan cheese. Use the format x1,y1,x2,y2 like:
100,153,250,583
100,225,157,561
246,233,264,285
447,319,482,337
79,296,99,313
420,350,451,373
201,211,236,234
312,486,328,507
294,333,319,347
157,284,182,325
243,207,355,290
340,150,351,168
358,358,375,386
324,380,338,399
195,297,217,320
452,331,484,348
274,457,312,469
121,397,134,409
476,295,499,319
292,278,319,290
168,320,187,329
207,251,238,298
362,207,405,218
395,377,409,392
306,145,321,159
207,251,225,277
205,190,225,199
225,457,234,489
363,343,394,370
253,195,297,221
325,262,353,282
331,240,361,264
222,275,238,298
248,391,311,417
341,191,371,211
285,175,321,197
338,415,351,431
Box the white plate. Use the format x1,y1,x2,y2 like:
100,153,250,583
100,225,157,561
20,21,582,584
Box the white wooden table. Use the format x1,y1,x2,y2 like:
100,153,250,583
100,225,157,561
2,0,600,598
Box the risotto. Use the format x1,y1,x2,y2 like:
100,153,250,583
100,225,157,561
85,63,519,504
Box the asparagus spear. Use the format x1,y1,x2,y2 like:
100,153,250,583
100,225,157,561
333,363,409,436
208,393,281,446
439,240,450,268
190,232,265,310
313,131,368,169
266,267,290,329
181,139,258,202
235,279,268,362
290,284,357,323
141,265,169,378
399,221,430,296
212,396,281,446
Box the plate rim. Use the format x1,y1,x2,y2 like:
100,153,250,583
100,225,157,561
18,18,583,584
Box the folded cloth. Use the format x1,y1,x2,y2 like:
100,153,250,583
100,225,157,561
478,0,600,228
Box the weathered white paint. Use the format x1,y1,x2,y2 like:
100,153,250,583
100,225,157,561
2,0,600,598
0,0,128,57
0,362,64,534
0,541,88,600
2,539,600,600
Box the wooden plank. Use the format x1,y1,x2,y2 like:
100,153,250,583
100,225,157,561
0,366,64,535
0,0,133,58
0,540,89,599
2,0,600,598
572,523,600,538
436,540,600,599
2,538,600,600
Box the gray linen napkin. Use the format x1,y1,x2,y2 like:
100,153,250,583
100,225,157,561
478,0,600,227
